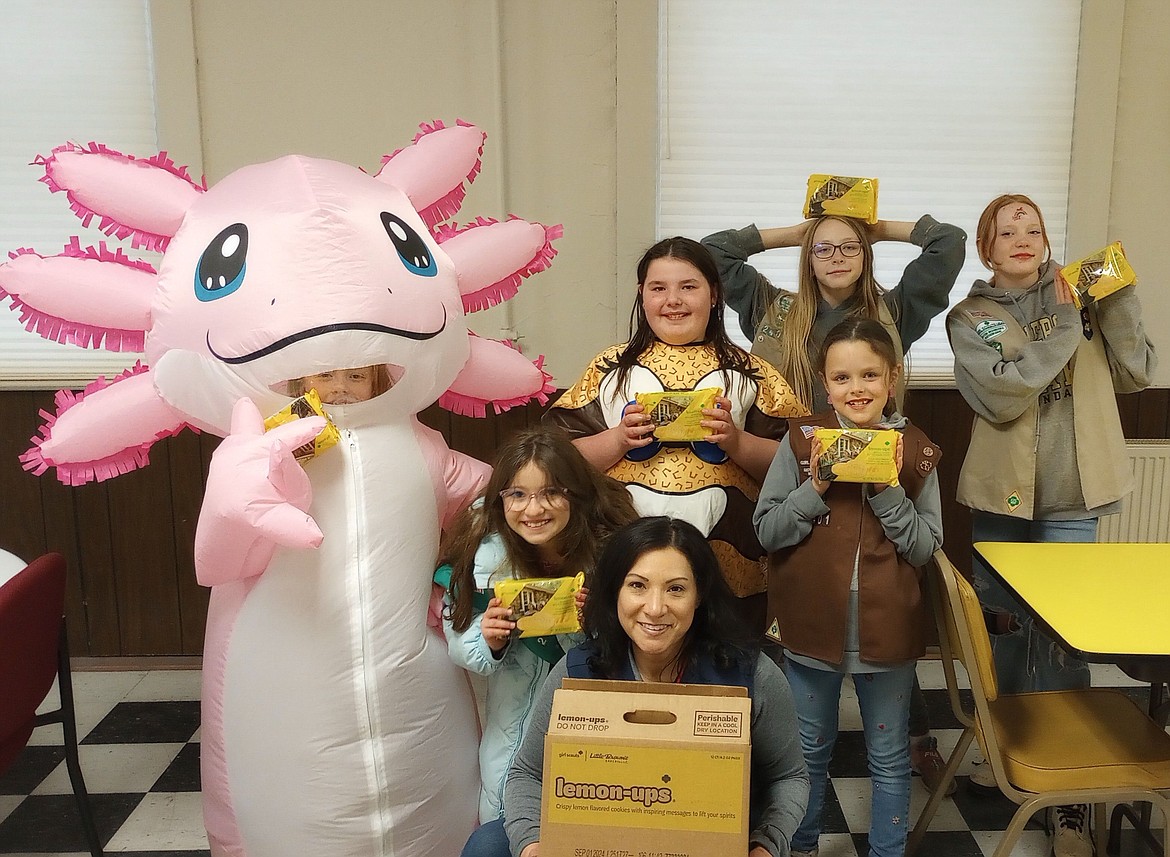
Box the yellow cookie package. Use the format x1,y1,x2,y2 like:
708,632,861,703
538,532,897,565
804,174,879,224
1057,241,1137,309
263,389,341,462
494,572,585,637
635,387,720,442
814,428,899,487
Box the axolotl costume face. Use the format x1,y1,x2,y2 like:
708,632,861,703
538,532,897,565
0,121,561,857
148,155,466,429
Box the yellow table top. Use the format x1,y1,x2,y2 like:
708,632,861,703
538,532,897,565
973,541,1170,660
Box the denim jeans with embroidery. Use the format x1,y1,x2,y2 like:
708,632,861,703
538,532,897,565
784,658,915,857
970,511,1094,694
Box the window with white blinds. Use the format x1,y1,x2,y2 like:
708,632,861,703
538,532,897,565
0,1,158,389
658,1,1082,384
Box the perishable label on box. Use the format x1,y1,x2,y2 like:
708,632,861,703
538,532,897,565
494,572,584,637
804,174,879,223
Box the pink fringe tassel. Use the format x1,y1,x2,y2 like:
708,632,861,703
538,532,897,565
19,362,190,486
436,353,556,418
35,141,204,253
379,119,486,230
451,220,563,314
1,240,152,352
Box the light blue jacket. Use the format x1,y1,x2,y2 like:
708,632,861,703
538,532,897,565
441,532,580,822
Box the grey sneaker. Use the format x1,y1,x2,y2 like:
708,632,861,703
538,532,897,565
790,849,819,857
1050,804,1094,857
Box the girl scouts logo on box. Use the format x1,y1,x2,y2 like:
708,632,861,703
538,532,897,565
694,711,743,738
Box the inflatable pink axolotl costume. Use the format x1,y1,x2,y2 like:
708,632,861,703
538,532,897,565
0,120,562,857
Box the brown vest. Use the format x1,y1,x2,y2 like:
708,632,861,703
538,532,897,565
765,412,939,665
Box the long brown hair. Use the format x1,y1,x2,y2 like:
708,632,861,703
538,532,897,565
612,237,756,397
777,216,889,409
443,427,638,632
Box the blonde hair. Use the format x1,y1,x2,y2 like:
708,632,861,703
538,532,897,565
777,216,886,409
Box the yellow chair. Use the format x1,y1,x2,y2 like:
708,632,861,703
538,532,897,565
907,553,977,855
912,550,1170,857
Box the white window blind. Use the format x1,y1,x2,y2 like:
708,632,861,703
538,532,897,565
658,1,1081,384
0,0,158,389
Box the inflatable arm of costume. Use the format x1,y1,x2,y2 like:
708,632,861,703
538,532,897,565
194,398,326,586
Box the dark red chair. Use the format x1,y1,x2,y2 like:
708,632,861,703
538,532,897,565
0,552,102,856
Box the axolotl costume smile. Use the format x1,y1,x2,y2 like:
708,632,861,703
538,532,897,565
0,121,561,857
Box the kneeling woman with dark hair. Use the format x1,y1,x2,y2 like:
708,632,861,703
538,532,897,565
500,517,809,857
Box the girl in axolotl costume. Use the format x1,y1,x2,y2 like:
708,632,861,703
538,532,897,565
0,121,562,857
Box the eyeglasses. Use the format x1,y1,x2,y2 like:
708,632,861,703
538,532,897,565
498,486,570,511
811,241,863,260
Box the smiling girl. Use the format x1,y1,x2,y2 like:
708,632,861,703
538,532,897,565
754,318,943,857
946,194,1156,837
438,427,637,853
704,213,965,413
547,237,806,632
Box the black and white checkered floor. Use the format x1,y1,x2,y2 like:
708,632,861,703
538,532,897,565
0,663,1162,856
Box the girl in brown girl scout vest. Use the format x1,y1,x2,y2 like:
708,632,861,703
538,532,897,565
754,317,943,857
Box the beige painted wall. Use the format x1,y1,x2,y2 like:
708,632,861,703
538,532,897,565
153,1,1168,388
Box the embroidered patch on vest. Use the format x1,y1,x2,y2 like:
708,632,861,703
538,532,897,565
1005,491,1022,512
766,618,782,642
800,424,817,438
918,459,934,474
974,318,1007,342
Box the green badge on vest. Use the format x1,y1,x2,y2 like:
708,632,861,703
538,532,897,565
1005,491,1022,512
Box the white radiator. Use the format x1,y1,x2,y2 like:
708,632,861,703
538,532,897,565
1097,440,1170,542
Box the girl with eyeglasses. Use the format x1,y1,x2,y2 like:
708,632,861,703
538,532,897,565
703,213,966,413
437,426,638,856
546,237,807,635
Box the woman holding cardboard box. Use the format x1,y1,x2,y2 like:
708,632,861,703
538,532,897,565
546,237,807,635
437,428,638,855
501,516,809,857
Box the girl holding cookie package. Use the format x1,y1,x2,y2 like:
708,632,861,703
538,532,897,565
436,427,638,856
703,207,965,413
947,194,1155,843
754,317,943,857
546,237,807,634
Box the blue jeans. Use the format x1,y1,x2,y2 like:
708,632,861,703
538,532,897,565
784,658,915,857
461,818,510,857
971,512,1095,694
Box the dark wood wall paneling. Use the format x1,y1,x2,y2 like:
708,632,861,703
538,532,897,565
1,389,1167,657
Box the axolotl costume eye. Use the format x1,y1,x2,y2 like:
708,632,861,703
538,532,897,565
381,212,436,277
194,223,249,301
